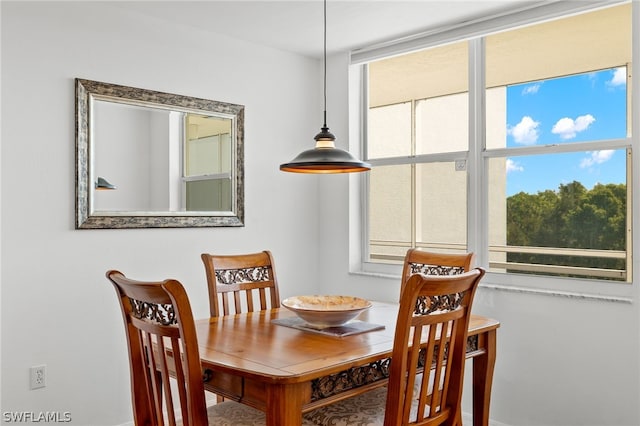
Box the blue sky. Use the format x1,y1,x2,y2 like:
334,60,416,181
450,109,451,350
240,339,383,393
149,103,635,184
505,67,627,196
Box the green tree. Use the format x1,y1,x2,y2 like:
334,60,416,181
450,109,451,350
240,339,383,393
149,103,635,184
506,181,626,277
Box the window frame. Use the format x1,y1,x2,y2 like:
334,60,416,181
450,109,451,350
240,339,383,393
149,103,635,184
351,0,637,301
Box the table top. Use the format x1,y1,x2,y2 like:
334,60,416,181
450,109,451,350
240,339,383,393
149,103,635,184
196,301,500,385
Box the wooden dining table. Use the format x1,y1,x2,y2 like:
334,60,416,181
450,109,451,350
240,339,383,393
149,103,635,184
196,301,499,426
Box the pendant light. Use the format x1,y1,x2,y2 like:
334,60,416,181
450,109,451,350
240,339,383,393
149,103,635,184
280,0,370,174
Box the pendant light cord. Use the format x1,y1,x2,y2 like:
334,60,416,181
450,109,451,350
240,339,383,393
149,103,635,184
278,0,371,173
279,0,371,171
323,0,328,128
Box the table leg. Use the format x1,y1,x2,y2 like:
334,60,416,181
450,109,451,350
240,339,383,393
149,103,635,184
472,329,497,426
265,382,306,426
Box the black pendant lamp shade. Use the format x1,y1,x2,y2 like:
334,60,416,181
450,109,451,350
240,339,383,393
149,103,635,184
280,0,370,174
280,122,370,173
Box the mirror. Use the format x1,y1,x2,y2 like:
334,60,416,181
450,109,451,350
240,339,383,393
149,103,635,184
75,78,244,229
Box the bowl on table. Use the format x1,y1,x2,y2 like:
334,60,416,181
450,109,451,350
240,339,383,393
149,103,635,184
281,295,372,328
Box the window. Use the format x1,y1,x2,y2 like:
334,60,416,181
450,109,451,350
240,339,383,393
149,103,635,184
359,2,633,286
184,114,233,211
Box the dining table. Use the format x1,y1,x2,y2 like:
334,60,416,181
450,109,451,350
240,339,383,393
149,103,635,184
196,301,499,426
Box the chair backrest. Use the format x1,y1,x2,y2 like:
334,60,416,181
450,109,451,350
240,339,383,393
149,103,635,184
200,250,281,317
400,249,475,301
384,268,485,426
106,270,208,426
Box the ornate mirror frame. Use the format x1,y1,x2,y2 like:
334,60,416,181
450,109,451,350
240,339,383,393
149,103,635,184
75,78,244,229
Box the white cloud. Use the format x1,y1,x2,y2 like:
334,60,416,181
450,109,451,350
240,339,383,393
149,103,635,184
551,114,595,139
607,67,627,87
508,116,540,145
521,83,541,95
580,150,614,168
506,159,524,174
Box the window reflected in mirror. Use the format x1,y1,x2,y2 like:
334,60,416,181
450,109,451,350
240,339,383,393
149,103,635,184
184,114,232,211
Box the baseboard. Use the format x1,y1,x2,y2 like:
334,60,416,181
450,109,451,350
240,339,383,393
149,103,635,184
115,395,217,426
462,411,510,426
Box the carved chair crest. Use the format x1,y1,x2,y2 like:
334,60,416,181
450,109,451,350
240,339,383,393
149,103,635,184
215,266,271,285
409,262,465,276
129,298,177,326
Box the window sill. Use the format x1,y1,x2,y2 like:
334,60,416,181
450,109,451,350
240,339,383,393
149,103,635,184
480,282,632,303
352,263,634,303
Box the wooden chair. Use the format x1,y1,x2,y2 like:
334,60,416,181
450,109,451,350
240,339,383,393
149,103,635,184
200,250,280,317
106,270,269,426
304,268,485,426
401,249,475,300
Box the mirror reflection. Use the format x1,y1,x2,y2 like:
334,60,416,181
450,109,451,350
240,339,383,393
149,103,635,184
93,103,233,213
75,78,244,229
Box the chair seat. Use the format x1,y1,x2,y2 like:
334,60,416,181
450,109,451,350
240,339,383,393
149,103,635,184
205,401,266,426
305,376,438,426
304,387,387,426
204,400,316,426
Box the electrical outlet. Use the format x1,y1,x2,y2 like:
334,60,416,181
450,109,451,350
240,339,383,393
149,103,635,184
30,365,46,389
455,160,467,171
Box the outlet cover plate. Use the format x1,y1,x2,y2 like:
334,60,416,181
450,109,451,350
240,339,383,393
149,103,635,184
30,365,46,389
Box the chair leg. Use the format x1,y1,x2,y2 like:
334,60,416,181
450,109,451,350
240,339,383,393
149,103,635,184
454,410,463,426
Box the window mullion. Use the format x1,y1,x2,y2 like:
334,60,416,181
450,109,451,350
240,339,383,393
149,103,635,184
411,99,417,249
468,38,486,266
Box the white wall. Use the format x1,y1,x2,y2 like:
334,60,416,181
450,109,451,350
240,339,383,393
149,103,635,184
322,53,640,425
1,2,324,425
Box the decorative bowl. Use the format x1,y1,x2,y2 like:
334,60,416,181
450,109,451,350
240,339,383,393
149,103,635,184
281,295,372,328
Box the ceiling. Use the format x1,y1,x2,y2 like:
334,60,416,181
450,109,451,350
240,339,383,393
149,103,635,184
110,1,543,59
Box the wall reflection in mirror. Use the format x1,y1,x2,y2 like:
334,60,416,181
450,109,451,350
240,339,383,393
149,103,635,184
76,78,244,229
